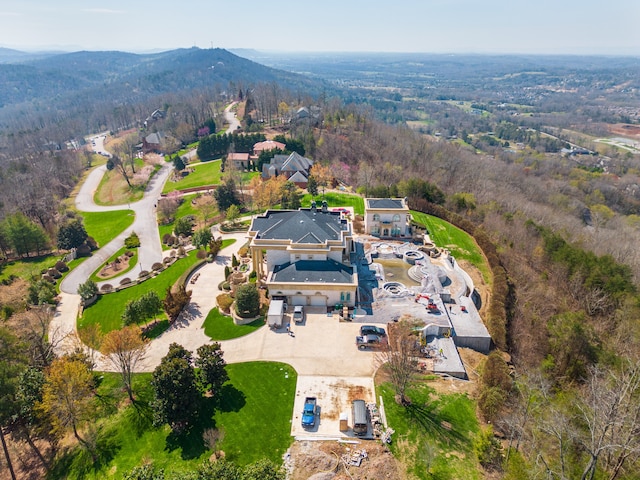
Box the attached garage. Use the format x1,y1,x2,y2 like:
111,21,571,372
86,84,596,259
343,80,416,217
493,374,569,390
310,295,327,306
291,295,306,306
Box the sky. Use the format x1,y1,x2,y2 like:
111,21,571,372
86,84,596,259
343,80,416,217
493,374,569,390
1,0,639,55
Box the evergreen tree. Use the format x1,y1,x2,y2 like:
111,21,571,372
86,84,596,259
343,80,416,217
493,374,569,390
151,343,199,434
56,219,88,250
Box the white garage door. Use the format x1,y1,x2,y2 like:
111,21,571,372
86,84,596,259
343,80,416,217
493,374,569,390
291,295,306,306
310,295,326,306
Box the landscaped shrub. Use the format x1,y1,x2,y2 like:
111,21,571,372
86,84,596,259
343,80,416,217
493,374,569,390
86,236,98,250
178,246,186,257
163,257,172,264
152,262,163,271
138,270,149,278
249,270,257,283
120,277,132,285
170,250,177,257
101,284,113,292
162,233,172,244
224,266,231,280
41,274,55,283
222,282,230,291
48,268,62,279
232,254,239,268
234,283,260,318
55,261,69,272
238,246,249,257
217,294,233,313
196,249,207,259
124,231,141,249
77,244,91,256
125,250,135,257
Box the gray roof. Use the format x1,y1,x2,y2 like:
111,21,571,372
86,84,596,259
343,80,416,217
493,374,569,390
250,209,349,243
272,259,354,284
145,132,164,145
366,198,406,209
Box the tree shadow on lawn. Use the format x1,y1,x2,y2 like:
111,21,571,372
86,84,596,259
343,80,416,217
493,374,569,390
406,401,468,448
165,395,220,460
216,383,246,413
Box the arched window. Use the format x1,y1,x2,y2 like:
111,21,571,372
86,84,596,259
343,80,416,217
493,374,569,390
393,214,401,222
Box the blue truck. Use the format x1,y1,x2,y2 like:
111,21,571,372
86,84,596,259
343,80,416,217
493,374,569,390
301,397,318,428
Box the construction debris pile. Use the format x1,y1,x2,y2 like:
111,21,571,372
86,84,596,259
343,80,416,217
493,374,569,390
342,448,368,467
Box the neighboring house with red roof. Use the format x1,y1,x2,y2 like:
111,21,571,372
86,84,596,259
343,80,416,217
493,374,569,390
253,140,285,156
226,152,251,170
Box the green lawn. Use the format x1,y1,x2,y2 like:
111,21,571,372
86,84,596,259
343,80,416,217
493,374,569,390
80,210,135,248
411,210,490,282
162,159,223,194
378,381,480,480
49,362,296,478
300,192,365,215
0,254,62,282
215,362,296,465
79,251,200,337
203,308,265,340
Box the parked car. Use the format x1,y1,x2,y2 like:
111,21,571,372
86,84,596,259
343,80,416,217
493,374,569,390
302,397,318,428
356,334,386,350
293,305,305,324
359,325,386,337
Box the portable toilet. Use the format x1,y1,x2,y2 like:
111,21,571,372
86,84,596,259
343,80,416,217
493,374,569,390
339,412,349,432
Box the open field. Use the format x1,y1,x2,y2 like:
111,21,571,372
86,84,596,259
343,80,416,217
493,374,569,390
80,210,135,248
301,192,365,215
48,362,296,478
162,159,223,194
411,211,490,283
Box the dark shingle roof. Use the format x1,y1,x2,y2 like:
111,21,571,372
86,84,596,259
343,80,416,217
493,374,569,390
272,259,354,284
366,198,405,209
251,209,349,243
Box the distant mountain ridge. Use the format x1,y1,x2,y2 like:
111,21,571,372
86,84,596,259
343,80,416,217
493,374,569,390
0,47,324,119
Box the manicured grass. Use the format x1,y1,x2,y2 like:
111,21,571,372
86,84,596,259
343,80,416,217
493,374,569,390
80,210,135,248
50,362,296,478
79,251,200,337
411,210,490,282
203,308,265,340
0,254,63,282
377,381,480,480
162,159,223,194
89,247,137,283
215,362,296,465
300,192,365,215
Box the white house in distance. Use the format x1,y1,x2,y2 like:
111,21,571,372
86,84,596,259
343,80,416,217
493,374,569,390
364,198,412,238
248,204,357,308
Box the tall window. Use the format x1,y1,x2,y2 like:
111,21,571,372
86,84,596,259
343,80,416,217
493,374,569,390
393,214,401,222
373,214,380,221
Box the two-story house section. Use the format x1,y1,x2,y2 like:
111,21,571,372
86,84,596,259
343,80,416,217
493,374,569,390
364,198,412,238
248,204,358,308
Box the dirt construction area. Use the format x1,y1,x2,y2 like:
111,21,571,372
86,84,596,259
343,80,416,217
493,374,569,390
287,440,402,480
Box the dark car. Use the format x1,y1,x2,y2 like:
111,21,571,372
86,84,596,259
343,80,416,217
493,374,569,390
359,325,386,337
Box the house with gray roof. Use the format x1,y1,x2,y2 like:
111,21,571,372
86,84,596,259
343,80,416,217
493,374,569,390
261,151,314,187
364,197,412,238
142,131,165,154
248,204,357,308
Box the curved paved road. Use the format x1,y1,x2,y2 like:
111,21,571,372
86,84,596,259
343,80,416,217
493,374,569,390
60,163,171,294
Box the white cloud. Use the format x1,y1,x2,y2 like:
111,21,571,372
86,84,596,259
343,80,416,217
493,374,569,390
0,11,21,16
